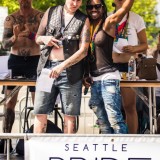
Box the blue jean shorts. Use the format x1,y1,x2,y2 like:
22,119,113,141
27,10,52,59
34,60,82,116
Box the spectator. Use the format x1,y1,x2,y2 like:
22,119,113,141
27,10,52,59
2,0,43,134
112,0,148,133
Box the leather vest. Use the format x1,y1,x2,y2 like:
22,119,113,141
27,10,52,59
37,5,87,84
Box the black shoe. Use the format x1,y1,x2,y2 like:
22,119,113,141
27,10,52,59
0,139,13,153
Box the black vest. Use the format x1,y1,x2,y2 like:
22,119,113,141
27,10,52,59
37,5,87,84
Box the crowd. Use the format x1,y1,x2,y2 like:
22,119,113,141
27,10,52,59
1,0,160,144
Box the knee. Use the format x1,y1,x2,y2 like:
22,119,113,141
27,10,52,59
6,99,17,109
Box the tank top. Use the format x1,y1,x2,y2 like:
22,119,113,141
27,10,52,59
89,29,117,77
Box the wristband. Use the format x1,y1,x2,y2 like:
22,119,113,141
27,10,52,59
28,32,36,40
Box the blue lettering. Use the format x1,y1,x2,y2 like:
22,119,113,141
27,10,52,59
49,157,63,160
112,145,117,152
70,158,86,160
65,144,69,151
103,144,109,151
101,158,117,160
122,144,127,152
128,158,151,160
83,144,89,151
93,144,98,151
73,144,78,151
49,157,151,160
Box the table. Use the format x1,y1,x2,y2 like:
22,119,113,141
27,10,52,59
0,79,63,133
121,80,160,134
0,79,160,134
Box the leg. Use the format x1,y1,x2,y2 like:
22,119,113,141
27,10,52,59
30,92,35,104
34,114,47,133
59,78,82,134
64,115,76,133
3,89,19,133
89,81,112,134
102,79,127,134
121,87,138,134
33,87,58,133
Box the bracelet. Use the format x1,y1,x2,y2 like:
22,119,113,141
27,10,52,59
28,32,36,40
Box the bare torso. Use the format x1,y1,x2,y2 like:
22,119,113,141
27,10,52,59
3,9,43,56
48,10,74,61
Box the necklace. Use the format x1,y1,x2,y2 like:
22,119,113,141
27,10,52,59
115,12,129,42
90,20,102,55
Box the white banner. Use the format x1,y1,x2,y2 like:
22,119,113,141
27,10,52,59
25,135,160,160
0,7,8,41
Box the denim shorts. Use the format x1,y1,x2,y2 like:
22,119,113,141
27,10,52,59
34,60,82,116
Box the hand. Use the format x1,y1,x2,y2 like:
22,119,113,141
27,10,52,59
18,24,31,37
49,64,64,79
13,24,22,37
122,45,135,53
83,76,92,88
42,36,61,48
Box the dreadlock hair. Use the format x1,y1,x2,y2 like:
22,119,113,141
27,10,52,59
86,0,108,25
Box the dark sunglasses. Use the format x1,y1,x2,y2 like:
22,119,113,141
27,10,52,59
86,4,103,10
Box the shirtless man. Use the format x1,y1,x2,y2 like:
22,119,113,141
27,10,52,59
2,0,43,133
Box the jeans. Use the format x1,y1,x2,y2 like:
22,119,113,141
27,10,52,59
89,79,127,134
34,60,82,116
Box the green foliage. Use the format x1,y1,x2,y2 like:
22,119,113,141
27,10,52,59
0,0,159,46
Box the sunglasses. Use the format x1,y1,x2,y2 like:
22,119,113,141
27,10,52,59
86,4,103,10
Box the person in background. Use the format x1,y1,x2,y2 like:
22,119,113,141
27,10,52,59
2,0,43,134
83,0,134,134
112,0,148,133
152,36,160,133
33,0,90,134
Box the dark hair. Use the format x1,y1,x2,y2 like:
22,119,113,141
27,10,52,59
86,0,107,23
112,2,116,13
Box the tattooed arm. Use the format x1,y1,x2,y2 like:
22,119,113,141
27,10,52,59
62,18,91,66
49,18,91,78
36,8,63,48
2,15,21,49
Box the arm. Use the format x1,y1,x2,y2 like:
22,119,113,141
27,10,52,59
62,18,90,67
123,29,148,53
104,0,134,31
35,8,60,48
2,15,21,49
49,18,91,78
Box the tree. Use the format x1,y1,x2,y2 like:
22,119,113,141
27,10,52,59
0,0,159,46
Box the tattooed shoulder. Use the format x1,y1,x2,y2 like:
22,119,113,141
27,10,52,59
81,18,91,43
4,15,14,26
